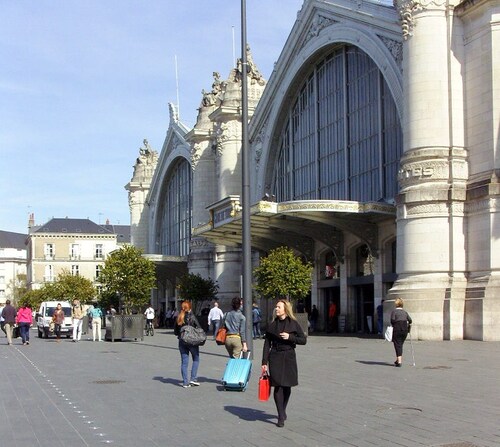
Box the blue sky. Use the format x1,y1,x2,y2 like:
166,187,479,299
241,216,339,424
0,0,303,234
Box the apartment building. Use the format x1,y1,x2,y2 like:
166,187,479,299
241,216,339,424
0,230,28,303
26,217,130,291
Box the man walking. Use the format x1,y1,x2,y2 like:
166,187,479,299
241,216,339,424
1,300,17,345
207,301,224,340
71,299,85,342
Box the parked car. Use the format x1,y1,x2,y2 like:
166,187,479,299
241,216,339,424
36,301,73,338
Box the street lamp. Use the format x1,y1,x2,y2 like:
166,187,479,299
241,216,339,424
240,0,253,354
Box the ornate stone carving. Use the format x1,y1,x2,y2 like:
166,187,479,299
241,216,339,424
191,143,202,171
395,0,447,40
304,15,338,45
214,122,229,157
378,36,403,69
235,45,266,86
131,139,159,182
201,72,226,108
168,102,178,123
406,202,448,216
252,121,267,171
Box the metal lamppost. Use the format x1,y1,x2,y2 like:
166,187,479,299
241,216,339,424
240,0,253,354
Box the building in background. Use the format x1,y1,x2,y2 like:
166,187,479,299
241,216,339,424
26,217,130,293
128,0,499,340
0,230,28,304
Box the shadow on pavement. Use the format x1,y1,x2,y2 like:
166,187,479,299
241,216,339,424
355,360,394,367
224,405,275,424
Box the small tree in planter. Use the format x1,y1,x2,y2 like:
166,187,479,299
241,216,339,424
177,273,218,313
99,245,156,314
253,246,312,333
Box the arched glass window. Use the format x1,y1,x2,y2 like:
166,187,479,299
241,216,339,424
272,45,402,202
159,158,192,256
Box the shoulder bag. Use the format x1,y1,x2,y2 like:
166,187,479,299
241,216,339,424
180,316,207,346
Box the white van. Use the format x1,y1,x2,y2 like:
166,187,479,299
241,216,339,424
36,301,73,338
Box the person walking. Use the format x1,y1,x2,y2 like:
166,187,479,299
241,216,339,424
1,300,17,345
53,303,65,342
16,302,33,345
88,304,103,342
309,305,319,333
252,302,262,339
207,301,224,340
174,301,201,388
261,299,307,428
224,297,248,359
390,298,412,367
376,299,385,335
71,299,85,342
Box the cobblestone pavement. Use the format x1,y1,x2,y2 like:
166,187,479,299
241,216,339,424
0,328,499,447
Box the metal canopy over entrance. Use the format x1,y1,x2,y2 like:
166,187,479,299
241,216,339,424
193,197,396,260
143,254,188,286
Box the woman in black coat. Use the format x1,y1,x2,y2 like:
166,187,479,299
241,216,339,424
261,299,307,428
390,297,412,367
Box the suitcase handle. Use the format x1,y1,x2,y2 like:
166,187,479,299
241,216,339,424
239,350,251,360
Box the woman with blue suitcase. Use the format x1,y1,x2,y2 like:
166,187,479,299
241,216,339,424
261,300,306,428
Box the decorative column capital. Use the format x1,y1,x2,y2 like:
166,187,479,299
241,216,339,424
394,0,447,40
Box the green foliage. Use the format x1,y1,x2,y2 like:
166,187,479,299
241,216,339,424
21,288,50,310
51,270,96,303
177,273,218,302
98,245,156,314
21,271,95,310
253,246,312,301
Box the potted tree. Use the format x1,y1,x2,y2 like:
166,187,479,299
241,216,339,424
98,246,156,341
253,246,313,335
176,273,218,331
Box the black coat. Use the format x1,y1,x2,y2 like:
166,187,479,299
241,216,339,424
262,317,306,387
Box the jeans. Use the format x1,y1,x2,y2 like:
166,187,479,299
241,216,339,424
179,340,199,385
19,322,30,343
253,322,261,338
73,318,83,340
210,319,221,339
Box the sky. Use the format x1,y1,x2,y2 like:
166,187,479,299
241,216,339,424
0,0,304,235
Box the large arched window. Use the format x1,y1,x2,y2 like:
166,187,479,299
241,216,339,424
272,45,402,202
159,158,191,256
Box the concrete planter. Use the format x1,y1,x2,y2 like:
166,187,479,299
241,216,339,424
105,314,144,342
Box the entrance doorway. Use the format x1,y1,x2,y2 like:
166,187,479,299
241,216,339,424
323,287,340,333
354,284,374,333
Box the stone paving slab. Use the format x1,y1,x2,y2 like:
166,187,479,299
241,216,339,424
0,329,499,447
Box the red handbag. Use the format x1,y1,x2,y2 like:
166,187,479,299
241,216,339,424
258,373,271,401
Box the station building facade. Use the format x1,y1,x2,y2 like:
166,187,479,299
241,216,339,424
127,0,500,340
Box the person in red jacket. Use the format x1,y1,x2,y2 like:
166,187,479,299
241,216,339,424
16,302,33,345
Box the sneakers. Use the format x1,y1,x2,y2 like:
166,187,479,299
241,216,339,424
182,384,191,388
189,380,200,386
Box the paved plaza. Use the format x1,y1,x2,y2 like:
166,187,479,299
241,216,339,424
0,327,499,447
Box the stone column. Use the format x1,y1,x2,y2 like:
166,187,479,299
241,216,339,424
391,0,467,340
186,97,218,281
125,140,158,252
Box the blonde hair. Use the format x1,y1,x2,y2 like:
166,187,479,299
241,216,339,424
394,298,404,308
276,299,297,321
177,300,192,325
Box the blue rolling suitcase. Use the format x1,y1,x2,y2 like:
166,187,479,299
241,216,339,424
222,351,252,391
